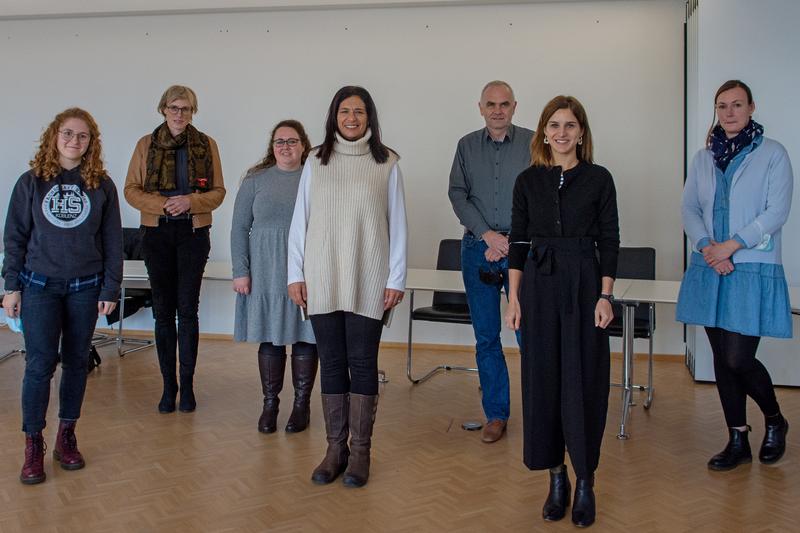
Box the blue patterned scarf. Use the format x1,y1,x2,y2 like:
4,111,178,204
710,119,763,172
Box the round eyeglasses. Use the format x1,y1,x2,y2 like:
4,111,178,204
58,129,91,143
273,138,301,147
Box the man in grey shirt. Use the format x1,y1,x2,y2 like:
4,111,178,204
448,80,534,443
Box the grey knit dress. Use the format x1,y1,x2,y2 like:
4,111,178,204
230,166,315,344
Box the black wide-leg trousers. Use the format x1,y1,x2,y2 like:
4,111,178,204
520,238,610,480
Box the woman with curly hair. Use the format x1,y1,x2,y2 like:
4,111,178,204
124,85,226,414
2,107,123,485
231,120,318,434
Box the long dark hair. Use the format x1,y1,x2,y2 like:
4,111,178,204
705,79,754,147
245,119,311,176
316,86,394,165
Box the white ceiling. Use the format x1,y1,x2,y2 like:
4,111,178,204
0,0,640,20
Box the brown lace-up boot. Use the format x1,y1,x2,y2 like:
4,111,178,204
53,420,85,470
20,432,46,484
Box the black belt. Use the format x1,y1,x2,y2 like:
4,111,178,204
465,230,510,238
529,237,595,275
159,214,192,222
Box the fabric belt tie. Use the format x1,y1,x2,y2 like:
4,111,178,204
529,237,596,314
530,244,555,275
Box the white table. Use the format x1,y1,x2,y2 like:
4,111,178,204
404,269,475,383
118,261,231,355
404,271,633,384
613,280,682,439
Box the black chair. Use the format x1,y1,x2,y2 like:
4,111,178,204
106,227,154,356
406,239,477,384
607,246,656,409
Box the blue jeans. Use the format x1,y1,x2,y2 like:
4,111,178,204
461,234,520,421
20,279,100,433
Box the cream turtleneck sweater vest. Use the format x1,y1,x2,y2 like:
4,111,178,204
305,131,399,320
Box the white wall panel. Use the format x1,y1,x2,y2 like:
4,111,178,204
0,1,686,351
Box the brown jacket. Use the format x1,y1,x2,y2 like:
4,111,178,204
124,134,226,228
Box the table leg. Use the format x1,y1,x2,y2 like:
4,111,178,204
617,303,636,440
117,285,126,356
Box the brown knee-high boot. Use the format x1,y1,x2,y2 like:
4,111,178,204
311,393,350,484
342,393,378,488
286,353,319,433
257,350,286,433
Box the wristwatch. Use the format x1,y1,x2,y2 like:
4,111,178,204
598,293,614,302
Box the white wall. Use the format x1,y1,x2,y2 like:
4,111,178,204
685,0,800,384
0,1,687,352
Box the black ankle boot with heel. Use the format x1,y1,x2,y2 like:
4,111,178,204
708,426,752,471
572,476,596,527
760,413,788,464
542,465,571,521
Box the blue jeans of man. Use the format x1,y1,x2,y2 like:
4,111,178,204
20,279,100,433
461,234,520,422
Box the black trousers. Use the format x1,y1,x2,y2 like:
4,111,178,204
705,327,780,427
309,311,383,395
141,220,210,379
520,238,610,479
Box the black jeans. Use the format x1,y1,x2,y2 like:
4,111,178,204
309,311,383,395
141,220,210,379
20,280,100,433
258,342,317,357
705,327,780,427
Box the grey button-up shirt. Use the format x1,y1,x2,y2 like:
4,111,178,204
448,124,534,238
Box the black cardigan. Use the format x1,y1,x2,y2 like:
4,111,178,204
508,161,620,278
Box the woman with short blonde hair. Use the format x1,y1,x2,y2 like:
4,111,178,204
124,85,226,414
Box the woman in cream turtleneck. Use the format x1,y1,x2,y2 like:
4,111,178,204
288,86,407,488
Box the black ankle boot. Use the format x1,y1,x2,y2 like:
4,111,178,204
179,375,196,413
572,476,595,527
158,376,178,413
542,466,571,521
759,414,789,464
708,426,752,471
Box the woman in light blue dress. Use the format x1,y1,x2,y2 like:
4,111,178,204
677,80,792,471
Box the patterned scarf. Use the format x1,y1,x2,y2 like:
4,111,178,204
144,122,213,192
709,119,763,172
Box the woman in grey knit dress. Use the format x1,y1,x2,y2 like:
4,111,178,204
231,120,317,434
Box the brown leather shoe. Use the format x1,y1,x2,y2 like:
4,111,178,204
481,419,507,443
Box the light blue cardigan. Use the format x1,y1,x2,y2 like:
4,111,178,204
682,137,794,264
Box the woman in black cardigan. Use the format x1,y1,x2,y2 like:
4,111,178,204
505,95,619,528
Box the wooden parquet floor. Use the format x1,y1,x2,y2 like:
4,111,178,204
0,327,797,533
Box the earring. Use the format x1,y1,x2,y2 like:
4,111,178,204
543,137,549,145
578,137,583,145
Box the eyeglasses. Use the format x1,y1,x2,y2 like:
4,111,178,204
58,129,91,143
165,105,193,116
273,138,301,147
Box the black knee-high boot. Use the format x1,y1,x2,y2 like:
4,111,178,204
286,349,318,433
257,345,286,433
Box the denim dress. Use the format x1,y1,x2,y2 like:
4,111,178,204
676,136,792,338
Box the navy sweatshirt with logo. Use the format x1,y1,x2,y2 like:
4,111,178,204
2,166,123,301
